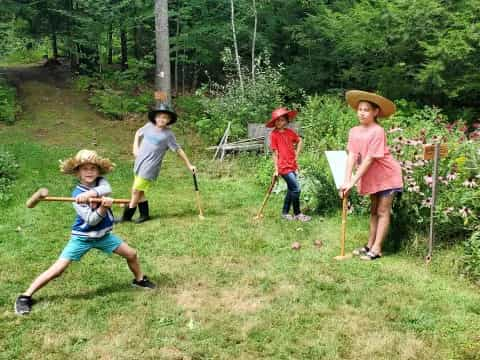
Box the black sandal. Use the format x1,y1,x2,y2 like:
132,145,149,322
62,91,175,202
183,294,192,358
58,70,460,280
352,245,369,256
360,251,382,261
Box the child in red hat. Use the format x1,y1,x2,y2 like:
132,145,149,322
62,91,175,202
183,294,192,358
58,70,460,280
266,107,311,222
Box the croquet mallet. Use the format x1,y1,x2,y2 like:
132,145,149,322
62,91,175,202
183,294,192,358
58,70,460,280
26,188,131,208
254,173,278,220
192,171,206,220
334,192,352,260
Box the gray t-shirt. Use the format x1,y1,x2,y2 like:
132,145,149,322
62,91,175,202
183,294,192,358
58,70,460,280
133,123,180,180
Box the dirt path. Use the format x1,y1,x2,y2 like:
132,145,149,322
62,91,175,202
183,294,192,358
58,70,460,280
1,64,144,157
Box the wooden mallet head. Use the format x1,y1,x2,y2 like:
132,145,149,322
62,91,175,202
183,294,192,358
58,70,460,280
26,188,49,208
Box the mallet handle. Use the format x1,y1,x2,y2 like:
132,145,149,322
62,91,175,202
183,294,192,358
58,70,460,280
255,174,278,218
340,196,348,257
43,197,131,204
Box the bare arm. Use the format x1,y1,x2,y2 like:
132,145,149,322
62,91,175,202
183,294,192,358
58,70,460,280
295,138,303,158
177,149,196,173
340,155,375,197
272,150,279,176
133,130,143,157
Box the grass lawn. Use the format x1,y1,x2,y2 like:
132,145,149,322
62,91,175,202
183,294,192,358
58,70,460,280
0,65,479,360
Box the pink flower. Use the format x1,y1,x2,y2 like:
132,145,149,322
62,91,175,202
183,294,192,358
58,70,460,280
443,207,454,215
393,136,404,144
472,122,480,129
388,127,403,134
459,207,472,218
424,174,433,187
463,178,477,188
470,131,480,140
421,198,432,207
407,185,420,193
446,172,457,181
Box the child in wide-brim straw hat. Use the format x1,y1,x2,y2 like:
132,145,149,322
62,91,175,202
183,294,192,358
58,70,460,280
340,90,403,260
15,149,156,316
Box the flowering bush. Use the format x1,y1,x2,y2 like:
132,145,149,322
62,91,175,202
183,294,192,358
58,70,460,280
382,107,480,242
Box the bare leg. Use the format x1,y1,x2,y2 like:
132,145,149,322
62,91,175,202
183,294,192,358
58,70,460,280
114,243,143,281
370,194,395,255
367,195,379,249
129,189,144,208
23,259,71,297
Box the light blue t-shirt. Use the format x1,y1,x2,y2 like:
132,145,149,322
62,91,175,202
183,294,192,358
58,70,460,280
133,123,180,180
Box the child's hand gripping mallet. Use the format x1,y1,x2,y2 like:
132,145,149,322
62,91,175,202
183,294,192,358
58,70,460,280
192,171,205,220
254,173,278,220
26,188,131,208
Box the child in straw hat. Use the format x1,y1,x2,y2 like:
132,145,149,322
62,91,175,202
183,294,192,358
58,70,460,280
118,104,196,223
340,90,403,260
266,107,311,222
15,150,155,315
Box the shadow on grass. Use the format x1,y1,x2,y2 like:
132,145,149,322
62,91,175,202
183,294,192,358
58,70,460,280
37,273,176,302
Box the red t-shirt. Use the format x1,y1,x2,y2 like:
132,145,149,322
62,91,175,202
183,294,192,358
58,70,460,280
270,128,300,175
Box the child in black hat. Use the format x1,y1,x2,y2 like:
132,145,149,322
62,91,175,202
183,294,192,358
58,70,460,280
118,104,196,223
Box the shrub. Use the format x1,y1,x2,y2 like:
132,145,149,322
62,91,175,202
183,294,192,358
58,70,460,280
197,50,291,143
0,150,19,202
463,230,480,282
0,78,18,124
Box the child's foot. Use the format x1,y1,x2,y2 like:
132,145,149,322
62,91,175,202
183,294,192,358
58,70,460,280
281,213,294,221
360,251,382,261
132,275,156,289
352,245,370,256
294,213,311,222
134,215,150,224
15,295,33,315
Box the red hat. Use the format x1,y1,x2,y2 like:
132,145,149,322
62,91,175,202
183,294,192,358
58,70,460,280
265,107,298,128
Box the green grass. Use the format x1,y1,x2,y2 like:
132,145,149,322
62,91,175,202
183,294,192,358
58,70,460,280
0,66,479,360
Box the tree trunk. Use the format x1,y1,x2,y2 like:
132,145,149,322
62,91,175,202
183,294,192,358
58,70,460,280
108,23,113,65
154,0,172,105
192,62,199,92
230,0,244,95
251,0,257,82
174,2,180,96
182,40,186,95
134,25,141,59
120,27,128,70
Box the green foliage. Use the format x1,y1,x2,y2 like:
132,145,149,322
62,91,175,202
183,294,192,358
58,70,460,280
197,50,290,142
0,150,18,202
463,230,480,281
74,60,155,119
0,78,18,124
381,107,480,244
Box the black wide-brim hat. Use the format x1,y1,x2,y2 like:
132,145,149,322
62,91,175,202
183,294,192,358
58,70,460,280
148,103,178,125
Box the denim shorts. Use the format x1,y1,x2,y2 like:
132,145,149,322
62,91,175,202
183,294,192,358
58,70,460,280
374,188,403,197
60,233,123,261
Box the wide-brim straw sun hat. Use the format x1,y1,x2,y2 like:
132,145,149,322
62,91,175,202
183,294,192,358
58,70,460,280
60,149,115,174
265,107,298,128
345,90,396,118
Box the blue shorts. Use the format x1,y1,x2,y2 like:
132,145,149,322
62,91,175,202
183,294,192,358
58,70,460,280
374,188,403,197
60,233,123,261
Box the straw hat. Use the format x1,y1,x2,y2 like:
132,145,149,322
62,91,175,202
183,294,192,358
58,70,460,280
345,90,396,118
265,107,298,128
148,103,178,125
60,149,115,174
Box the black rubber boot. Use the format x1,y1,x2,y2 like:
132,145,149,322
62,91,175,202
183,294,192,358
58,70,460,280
134,201,150,224
115,206,136,223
